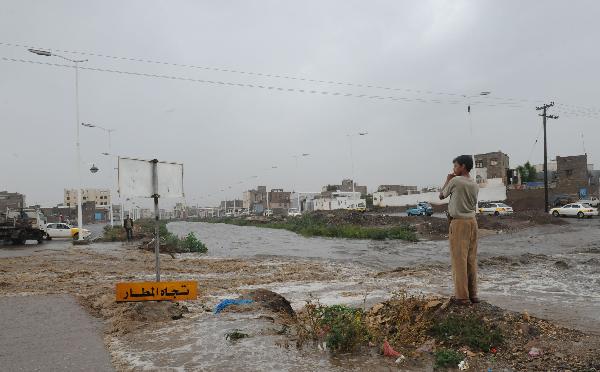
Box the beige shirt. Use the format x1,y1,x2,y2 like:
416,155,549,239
442,176,479,219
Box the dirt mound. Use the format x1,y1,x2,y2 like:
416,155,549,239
363,294,600,371
245,289,295,317
79,291,189,335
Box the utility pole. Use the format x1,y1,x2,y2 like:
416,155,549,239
536,102,559,213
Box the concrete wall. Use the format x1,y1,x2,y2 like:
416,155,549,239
373,178,507,207
314,196,367,211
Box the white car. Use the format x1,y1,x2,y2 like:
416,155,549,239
577,197,599,207
288,208,301,217
264,209,273,217
478,202,514,216
45,223,91,240
549,203,597,219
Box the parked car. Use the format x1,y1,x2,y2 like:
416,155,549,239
577,196,599,207
478,202,514,216
407,202,433,217
264,209,273,217
287,208,301,217
45,223,91,240
551,194,578,207
346,202,367,212
549,203,597,219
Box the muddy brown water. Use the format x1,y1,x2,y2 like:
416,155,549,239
168,219,600,334
109,219,600,371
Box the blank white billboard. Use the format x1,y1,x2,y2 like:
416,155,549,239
118,157,184,198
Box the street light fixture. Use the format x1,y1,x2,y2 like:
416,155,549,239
29,48,88,240
347,132,368,194
81,122,116,227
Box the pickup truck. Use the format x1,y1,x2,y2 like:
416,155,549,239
577,196,599,207
0,209,47,244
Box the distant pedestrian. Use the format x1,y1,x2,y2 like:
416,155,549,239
439,155,480,305
124,215,134,242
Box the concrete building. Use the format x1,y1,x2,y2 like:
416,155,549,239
64,188,111,209
268,189,291,211
474,151,510,185
0,191,26,210
40,201,97,224
321,179,367,197
556,154,598,197
243,186,268,214
376,185,418,195
220,200,244,210
313,192,366,211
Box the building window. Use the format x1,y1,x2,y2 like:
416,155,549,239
490,159,498,166
566,169,573,177
476,161,483,168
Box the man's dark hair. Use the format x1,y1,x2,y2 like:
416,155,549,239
453,155,473,172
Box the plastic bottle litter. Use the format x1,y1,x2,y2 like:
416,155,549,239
394,355,406,364
458,360,469,370
528,347,542,357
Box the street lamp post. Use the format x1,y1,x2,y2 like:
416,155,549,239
83,123,116,227
292,154,309,212
29,49,87,240
464,91,491,182
347,132,368,195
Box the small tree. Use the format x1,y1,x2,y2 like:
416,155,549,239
517,162,538,183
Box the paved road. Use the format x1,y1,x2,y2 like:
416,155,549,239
0,295,114,372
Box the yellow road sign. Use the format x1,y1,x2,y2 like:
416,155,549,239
116,281,197,302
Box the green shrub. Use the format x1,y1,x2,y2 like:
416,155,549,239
434,348,464,369
297,302,371,353
180,232,207,253
208,214,417,241
430,314,503,351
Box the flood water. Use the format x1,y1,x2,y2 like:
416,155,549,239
111,219,600,371
169,219,600,334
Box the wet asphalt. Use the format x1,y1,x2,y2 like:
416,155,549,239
0,295,114,371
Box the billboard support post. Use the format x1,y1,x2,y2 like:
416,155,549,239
151,159,161,282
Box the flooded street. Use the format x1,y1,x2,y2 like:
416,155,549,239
169,219,600,334
2,218,599,371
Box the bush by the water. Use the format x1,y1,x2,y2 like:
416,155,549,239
209,214,417,241
297,301,371,352
102,219,207,253
434,348,464,368
430,314,503,351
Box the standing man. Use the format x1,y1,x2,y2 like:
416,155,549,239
439,155,480,305
124,215,134,242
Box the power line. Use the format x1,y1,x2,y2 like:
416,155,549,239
0,56,527,109
536,102,559,213
4,40,599,113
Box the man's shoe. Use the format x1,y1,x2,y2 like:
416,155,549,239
450,297,471,306
470,297,480,304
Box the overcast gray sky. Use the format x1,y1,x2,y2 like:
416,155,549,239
1,0,599,207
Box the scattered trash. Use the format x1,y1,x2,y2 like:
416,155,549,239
460,346,477,357
383,340,401,357
487,368,493,372
394,355,406,364
416,339,436,353
458,359,469,370
523,310,531,322
225,329,249,341
214,299,253,314
528,347,542,357
490,347,497,354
